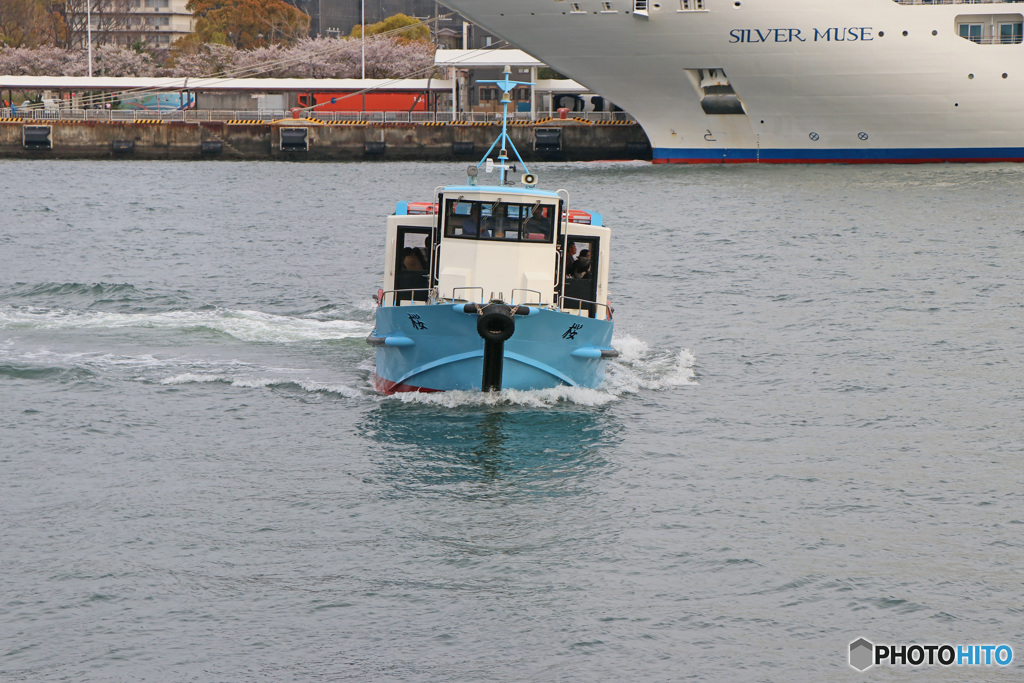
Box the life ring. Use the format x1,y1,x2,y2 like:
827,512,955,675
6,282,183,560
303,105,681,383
476,304,515,342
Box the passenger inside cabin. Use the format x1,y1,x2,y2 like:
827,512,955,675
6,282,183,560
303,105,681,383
565,242,577,278
574,249,592,279
480,216,495,237
402,247,425,270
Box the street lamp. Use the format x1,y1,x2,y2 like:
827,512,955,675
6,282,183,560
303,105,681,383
87,0,93,78
361,0,365,111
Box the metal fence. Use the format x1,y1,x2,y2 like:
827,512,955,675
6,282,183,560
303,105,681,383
0,107,636,124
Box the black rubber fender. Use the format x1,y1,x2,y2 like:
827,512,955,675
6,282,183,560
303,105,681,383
476,304,515,342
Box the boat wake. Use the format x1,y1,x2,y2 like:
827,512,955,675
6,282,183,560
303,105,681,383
0,304,371,343
1,303,695,406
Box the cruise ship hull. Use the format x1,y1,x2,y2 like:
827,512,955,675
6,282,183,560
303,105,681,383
442,0,1024,163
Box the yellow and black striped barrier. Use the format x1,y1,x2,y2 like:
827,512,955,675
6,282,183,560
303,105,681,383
0,117,23,122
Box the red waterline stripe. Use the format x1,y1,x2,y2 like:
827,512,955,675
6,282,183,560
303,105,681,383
373,374,441,395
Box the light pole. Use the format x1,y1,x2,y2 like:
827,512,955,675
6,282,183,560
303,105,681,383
86,0,93,78
361,0,365,112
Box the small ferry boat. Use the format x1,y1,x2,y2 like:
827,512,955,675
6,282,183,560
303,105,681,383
367,67,618,393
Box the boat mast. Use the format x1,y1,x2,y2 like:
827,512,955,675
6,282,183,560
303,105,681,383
473,66,533,186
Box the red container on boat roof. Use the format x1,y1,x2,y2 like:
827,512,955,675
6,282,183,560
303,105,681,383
407,202,439,215
567,209,591,225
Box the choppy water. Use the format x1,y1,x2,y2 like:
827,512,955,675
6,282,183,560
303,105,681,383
2,159,1022,681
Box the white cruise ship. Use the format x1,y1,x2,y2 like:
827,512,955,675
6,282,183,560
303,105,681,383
441,0,1024,163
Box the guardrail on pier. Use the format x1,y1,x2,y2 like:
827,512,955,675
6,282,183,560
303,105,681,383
0,108,636,125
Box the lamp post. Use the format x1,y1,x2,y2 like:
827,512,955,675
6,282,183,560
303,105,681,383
87,0,93,78
361,0,365,112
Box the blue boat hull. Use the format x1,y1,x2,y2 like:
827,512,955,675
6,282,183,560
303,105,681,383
371,304,615,393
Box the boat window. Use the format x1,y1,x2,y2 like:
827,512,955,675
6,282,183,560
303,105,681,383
443,198,555,243
395,227,431,302
563,238,600,317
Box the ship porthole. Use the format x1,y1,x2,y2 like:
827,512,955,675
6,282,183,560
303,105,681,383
932,30,938,36
968,74,975,80
809,132,820,142
902,31,909,37
1003,73,1009,79
858,132,869,141
878,31,885,37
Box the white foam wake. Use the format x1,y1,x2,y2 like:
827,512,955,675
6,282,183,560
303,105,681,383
0,306,371,343
159,372,367,398
382,333,697,407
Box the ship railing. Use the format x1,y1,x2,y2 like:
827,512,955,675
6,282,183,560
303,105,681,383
958,36,1024,45
378,288,433,306
558,295,612,320
510,289,544,306
450,287,486,304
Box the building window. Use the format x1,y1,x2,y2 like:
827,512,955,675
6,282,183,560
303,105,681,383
958,23,982,43
144,0,169,7
680,0,704,10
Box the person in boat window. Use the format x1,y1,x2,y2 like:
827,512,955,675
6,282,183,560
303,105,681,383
403,246,426,270
461,217,478,236
417,235,432,265
480,216,495,238
564,242,577,278
573,249,592,278
524,216,549,240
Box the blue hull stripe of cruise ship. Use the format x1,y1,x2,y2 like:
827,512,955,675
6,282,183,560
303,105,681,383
653,147,1024,164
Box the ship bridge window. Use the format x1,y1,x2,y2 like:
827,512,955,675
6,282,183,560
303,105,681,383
679,0,704,10
444,199,555,243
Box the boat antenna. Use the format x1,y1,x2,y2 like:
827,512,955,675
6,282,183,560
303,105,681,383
472,65,534,186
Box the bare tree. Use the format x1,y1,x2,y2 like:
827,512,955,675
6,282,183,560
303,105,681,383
61,0,142,49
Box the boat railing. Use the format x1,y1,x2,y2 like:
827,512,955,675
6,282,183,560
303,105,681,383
379,288,432,306
558,295,611,320
510,288,544,306
450,287,486,304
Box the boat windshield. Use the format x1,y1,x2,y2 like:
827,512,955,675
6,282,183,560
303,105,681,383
443,198,555,243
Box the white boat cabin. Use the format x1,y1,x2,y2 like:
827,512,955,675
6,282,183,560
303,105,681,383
381,185,611,317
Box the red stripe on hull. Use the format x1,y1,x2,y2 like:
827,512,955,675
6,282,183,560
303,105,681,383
372,374,442,395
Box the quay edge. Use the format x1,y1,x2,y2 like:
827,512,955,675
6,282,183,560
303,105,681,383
0,119,651,162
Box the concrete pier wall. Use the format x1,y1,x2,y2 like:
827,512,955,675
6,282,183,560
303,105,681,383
0,120,651,161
